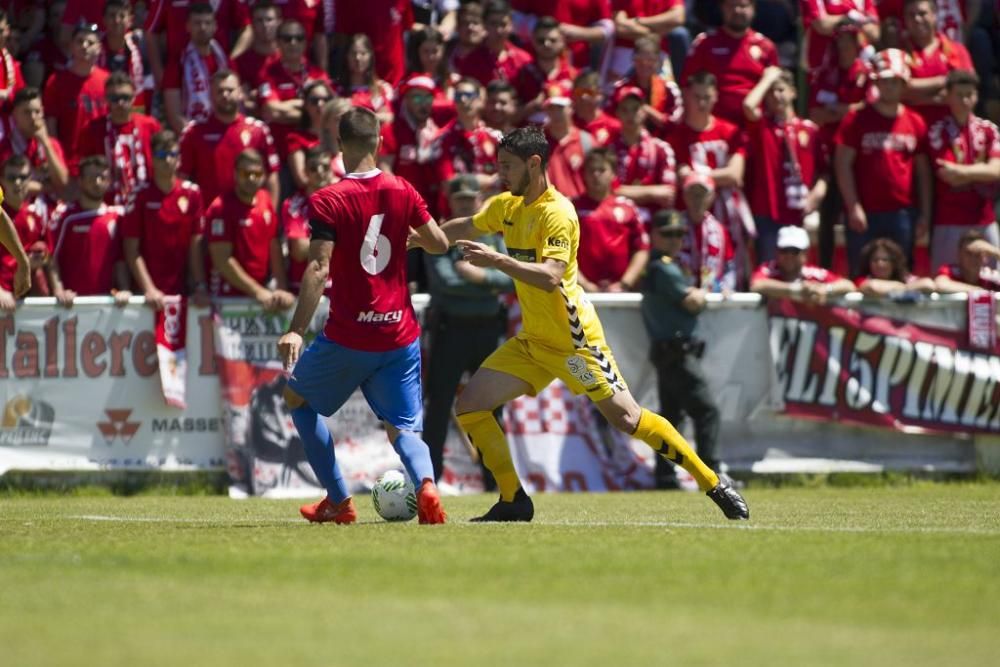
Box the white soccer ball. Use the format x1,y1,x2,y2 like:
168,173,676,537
371,470,417,522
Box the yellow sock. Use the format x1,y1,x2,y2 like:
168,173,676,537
456,410,521,501
634,408,719,492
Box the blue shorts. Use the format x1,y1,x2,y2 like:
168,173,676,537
287,335,424,432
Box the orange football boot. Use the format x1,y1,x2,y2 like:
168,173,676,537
300,496,357,524
416,480,447,525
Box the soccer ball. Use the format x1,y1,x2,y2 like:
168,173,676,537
371,470,417,522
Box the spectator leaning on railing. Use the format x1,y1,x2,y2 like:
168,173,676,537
750,225,855,302
934,231,1000,293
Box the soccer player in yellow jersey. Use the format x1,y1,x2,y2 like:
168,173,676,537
415,126,749,521
0,184,32,303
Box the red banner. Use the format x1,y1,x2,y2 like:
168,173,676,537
768,299,1000,435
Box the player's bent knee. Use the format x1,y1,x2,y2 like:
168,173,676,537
456,410,490,430
283,385,306,410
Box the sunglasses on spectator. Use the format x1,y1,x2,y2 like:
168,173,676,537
153,150,179,160
455,90,479,102
107,93,133,104
409,92,433,103
306,95,331,105
239,169,265,178
279,33,306,43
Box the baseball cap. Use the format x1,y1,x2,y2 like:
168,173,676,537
682,171,715,192
447,174,480,198
776,225,810,250
872,48,911,82
612,84,645,108
400,74,436,98
543,82,572,107
651,209,685,231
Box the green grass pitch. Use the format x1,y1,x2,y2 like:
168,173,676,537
2,485,999,667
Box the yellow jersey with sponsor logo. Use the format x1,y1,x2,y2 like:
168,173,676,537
472,186,608,351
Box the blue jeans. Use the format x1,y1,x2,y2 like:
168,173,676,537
846,208,915,278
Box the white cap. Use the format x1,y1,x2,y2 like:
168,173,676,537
776,225,810,250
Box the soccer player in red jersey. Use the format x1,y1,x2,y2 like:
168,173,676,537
934,229,1000,293
205,149,293,310
572,148,650,292
452,0,532,87
750,225,855,300
0,8,25,107
927,70,1000,269
511,16,577,125
333,0,413,86
42,22,108,162
680,0,778,127
571,70,621,147
162,3,233,134
0,155,45,306
439,77,501,192
78,72,162,207
98,1,153,115
0,88,69,194
800,0,879,72
232,0,279,116
902,0,974,124
282,145,333,293
277,106,450,525
48,155,132,306
179,70,279,208
123,130,209,310
742,67,827,262
835,48,932,276
543,83,592,201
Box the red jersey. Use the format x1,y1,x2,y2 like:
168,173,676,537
42,66,110,160
511,0,612,67
678,211,736,291
681,28,778,126
334,0,413,85
60,0,106,29
936,263,1000,291
258,57,330,158
745,115,824,226
98,32,153,115
453,41,533,88
611,0,682,51
439,119,500,177
77,113,162,206
51,202,123,295
611,74,683,128
335,80,396,118
145,0,247,59
546,127,592,201
0,198,48,292
233,48,276,98
281,190,311,290
664,115,746,173
801,0,879,70
610,129,677,200
308,169,433,351
161,44,232,123
572,193,649,284
808,56,874,149
0,48,25,105
0,116,68,180
512,58,578,110
906,33,974,124
205,189,278,296
835,104,928,213
179,113,279,207
122,180,204,295
379,112,449,217
927,114,1000,227
574,110,622,147
751,261,844,285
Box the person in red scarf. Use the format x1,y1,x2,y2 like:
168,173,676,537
162,3,232,133
675,172,736,293
99,0,152,115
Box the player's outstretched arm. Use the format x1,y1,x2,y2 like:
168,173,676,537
411,219,450,254
458,239,567,292
440,217,486,245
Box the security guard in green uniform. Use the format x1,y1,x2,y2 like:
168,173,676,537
423,175,513,482
641,209,722,489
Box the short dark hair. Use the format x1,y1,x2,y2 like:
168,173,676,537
12,87,40,108
946,69,980,89
573,69,600,90
79,154,110,174
235,149,264,170
458,2,483,21
498,126,549,167
687,71,717,89
903,0,936,9
483,0,511,20
189,2,214,17
1,153,30,173
633,35,659,55
583,147,617,171
958,228,986,250
533,16,560,34
251,0,277,15
486,79,515,97
103,0,130,15
455,76,483,92
339,107,381,154
105,71,135,91
151,130,179,154
304,145,331,165
211,69,239,86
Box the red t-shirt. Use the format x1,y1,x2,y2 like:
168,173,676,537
453,41,533,88
145,0,248,60
334,80,396,118
0,198,48,292
258,57,330,158
42,67,110,160
0,116,68,179
808,57,874,149
751,261,844,285
308,170,433,351
51,202,123,295
77,113,162,206
936,263,1000,291
745,115,824,226
179,113,279,207
572,193,649,284
511,59,578,110
122,179,204,295
834,104,928,213
511,0,612,67
161,46,232,123
205,189,278,296
0,48,25,105
681,28,778,127
678,212,736,291
800,0,879,70
60,0,107,29
574,110,622,147
611,0,682,52
663,115,746,182
439,119,500,177
281,190,312,291
927,114,1000,227
546,127,591,201
233,47,277,98
334,0,413,85
379,112,449,217
906,33,974,124
611,74,683,128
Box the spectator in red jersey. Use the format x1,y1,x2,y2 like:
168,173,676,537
334,33,395,125
333,0,413,86
453,0,532,87
42,22,108,162
48,154,132,307
483,79,518,135
934,229,1000,292
512,16,577,125
800,0,879,73
676,172,737,292
570,69,620,146
145,0,247,89
98,1,152,115
0,154,48,305
681,0,778,127
179,70,280,208
162,3,232,134
855,237,936,296
232,0,280,116
231,0,331,69
379,74,450,217
572,147,649,292
0,87,69,194
742,66,827,262
447,1,486,69
902,0,974,124
610,0,688,84
405,25,458,127
835,48,932,277
78,72,162,207
258,19,330,163
0,9,26,107
439,77,501,191
206,148,294,310
508,0,615,71
282,146,334,294
611,34,682,133
609,84,677,222
928,70,1000,269
750,224,855,300
542,82,592,201
287,80,336,190
123,129,209,310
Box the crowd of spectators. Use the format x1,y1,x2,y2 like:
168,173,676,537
0,0,997,313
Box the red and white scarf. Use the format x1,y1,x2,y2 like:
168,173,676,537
105,117,149,207
0,47,16,99
679,211,735,292
181,39,227,122
155,296,188,409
